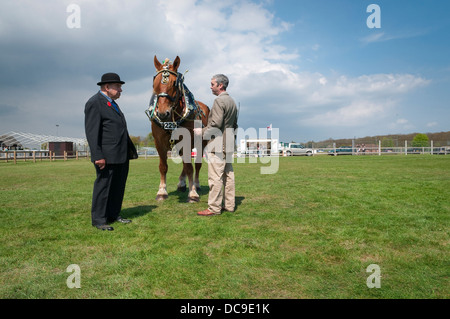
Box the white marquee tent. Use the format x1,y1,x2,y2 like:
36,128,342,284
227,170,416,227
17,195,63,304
0,131,88,151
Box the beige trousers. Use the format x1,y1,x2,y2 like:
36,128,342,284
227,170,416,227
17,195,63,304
207,152,235,214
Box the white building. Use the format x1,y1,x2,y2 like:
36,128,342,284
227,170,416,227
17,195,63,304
238,138,279,156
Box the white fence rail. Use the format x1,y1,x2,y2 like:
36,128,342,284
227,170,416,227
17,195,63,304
0,150,161,164
2,145,449,164
242,145,450,157
0,150,90,163
317,146,449,156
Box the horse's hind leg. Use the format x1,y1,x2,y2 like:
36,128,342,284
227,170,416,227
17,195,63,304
194,161,202,192
177,167,187,192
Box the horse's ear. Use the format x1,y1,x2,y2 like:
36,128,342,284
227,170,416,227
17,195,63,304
173,56,180,72
154,55,162,71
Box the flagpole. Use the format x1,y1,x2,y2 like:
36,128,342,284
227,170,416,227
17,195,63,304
267,124,272,140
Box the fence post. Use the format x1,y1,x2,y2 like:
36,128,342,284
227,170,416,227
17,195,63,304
431,140,433,155
14,151,17,164
378,140,381,156
405,140,407,155
33,151,36,163
64,151,67,161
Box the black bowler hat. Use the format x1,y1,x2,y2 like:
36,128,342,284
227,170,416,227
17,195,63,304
97,73,125,86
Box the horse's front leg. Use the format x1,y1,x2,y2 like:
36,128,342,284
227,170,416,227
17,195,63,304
185,162,199,203
156,156,169,201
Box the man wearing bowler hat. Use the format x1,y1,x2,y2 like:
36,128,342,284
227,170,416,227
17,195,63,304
84,73,138,231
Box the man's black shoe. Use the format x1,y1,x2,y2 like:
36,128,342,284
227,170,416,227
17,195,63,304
95,224,114,231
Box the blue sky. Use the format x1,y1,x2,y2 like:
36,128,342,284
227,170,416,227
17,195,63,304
0,0,449,144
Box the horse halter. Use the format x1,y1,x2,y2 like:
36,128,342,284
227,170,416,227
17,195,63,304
146,67,191,129
153,68,184,106
146,65,205,131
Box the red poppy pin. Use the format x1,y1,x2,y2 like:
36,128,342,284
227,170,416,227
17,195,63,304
107,102,112,107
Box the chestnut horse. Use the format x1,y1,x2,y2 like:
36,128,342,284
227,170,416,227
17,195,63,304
146,56,210,202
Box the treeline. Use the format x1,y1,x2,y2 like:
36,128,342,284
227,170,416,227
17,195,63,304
130,133,155,147
308,131,450,148
133,130,450,149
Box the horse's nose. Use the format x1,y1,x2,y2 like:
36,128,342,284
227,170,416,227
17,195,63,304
157,111,171,121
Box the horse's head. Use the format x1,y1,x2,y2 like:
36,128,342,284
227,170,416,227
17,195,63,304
152,55,182,121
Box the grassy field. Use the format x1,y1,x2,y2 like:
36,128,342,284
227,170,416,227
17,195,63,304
0,155,448,299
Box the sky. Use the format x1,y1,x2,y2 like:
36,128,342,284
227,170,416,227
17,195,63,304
1,0,449,143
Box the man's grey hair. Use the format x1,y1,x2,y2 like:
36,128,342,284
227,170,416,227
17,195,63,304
212,74,229,90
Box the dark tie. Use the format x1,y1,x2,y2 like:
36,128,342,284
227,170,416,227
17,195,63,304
111,101,120,114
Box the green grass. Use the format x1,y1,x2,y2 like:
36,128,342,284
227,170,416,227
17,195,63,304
0,155,449,298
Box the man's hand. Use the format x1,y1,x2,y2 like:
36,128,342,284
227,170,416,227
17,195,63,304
95,159,106,170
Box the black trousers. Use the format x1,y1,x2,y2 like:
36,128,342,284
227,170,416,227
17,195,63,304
91,161,129,226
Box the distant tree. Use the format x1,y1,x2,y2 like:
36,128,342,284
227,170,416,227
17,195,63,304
129,135,141,146
411,133,429,147
129,133,155,147
381,137,394,148
145,132,155,147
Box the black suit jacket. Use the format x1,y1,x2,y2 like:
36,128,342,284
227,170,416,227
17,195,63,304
84,92,138,164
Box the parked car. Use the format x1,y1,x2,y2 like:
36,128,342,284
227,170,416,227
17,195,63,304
434,147,450,155
282,143,316,156
407,148,424,154
328,147,353,155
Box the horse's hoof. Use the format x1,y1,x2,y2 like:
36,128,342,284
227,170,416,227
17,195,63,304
177,185,187,192
156,194,168,201
187,197,200,203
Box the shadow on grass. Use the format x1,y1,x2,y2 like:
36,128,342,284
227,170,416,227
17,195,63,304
167,187,245,210
235,196,245,211
168,184,210,203
121,205,157,219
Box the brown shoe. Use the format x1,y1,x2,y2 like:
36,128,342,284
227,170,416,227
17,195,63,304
197,209,221,216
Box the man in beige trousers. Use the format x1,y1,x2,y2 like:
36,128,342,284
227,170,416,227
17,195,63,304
195,74,238,216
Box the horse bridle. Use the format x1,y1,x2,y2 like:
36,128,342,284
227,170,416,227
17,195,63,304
146,67,204,131
153,68,184,109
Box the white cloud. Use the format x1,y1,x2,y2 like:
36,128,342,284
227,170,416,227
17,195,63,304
361,32,385,44
306,100,394,127
360,29,431,44
388,118,415,131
